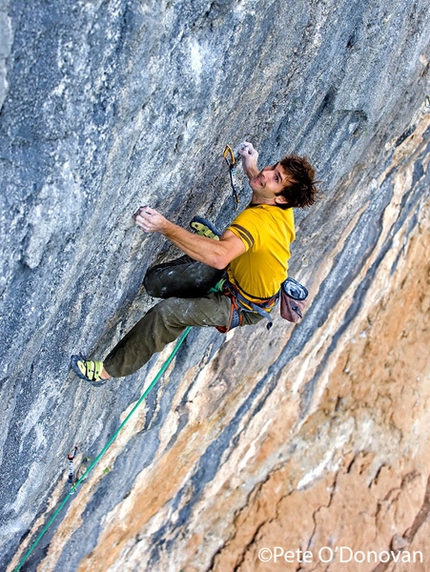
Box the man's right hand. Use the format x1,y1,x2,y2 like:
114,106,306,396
237,141,259,179
134,206,170,234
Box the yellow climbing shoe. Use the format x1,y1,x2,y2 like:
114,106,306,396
190,216,221,240
70,355,108,386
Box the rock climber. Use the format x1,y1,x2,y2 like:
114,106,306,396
71,142,320,385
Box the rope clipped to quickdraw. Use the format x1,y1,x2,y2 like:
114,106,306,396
223,143,242,210
13,326,192,572
67,446,79,493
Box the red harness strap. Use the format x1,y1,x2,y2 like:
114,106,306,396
216,289,243,333
216,279,278,333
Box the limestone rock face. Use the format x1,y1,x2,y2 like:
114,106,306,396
1,1,429,571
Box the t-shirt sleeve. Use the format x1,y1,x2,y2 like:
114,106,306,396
226,209,261,252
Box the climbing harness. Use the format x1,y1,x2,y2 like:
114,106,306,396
67,446,78,492
220,277,309,330
213,275,308,331
224,279,278,331
223,143,242,210
13,326,192,572
211,275,278,332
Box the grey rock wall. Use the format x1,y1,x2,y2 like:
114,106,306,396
1,0,429,570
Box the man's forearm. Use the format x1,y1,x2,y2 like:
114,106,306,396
162,221,227,269
242,163,259,179
134,206,246,268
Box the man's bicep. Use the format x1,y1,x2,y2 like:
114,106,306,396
219,230,247,264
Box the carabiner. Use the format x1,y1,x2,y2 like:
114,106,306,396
67,446,78,488
223,143,236,167
223,144,241,209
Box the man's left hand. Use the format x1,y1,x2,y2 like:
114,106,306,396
237,141,259,178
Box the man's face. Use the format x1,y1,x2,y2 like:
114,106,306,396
249,163,291,200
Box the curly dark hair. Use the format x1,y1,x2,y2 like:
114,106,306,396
276,154,321,208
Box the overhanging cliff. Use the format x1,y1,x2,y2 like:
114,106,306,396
1,1,430,571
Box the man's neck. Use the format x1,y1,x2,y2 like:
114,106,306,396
250,194,278,206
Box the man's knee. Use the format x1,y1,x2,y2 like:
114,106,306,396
144,257,223,299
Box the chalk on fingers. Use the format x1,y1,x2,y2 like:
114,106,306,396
132,205,149,220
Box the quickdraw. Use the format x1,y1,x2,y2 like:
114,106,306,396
67,446,78,492
223,143,242,210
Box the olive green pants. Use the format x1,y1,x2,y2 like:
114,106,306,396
104,259,262,378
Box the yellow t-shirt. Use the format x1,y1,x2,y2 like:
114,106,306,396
226,204,295,300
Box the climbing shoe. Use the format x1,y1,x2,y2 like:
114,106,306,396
190,216,222,240
70,355,109,386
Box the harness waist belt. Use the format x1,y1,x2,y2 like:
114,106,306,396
224,279,279,330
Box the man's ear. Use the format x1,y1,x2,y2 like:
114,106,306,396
274,194,289,205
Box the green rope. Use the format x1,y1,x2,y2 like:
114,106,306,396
14,326,192,572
